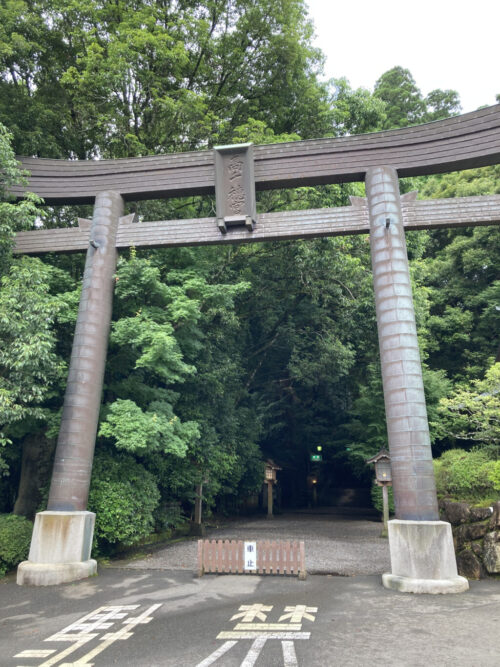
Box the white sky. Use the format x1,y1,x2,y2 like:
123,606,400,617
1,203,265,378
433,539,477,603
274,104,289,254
305,0,499,112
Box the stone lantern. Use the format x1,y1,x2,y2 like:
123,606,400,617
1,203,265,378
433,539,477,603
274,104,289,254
368,449,392,485
264,460,281,518
367,449,392,533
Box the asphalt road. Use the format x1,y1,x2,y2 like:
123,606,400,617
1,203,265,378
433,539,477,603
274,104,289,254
1,566,500,667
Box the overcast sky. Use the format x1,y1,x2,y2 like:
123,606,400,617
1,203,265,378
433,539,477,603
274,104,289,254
305,0,499,113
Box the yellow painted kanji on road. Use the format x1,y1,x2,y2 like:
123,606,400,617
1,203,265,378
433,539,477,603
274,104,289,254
279,606,317,624
231,604,273,623
12,604,162,667
199,603,318,666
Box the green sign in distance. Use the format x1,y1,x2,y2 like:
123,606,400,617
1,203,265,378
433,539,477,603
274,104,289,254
310,454,322,462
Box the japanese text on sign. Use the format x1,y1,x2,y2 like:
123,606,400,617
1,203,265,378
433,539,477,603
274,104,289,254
244,541,257,571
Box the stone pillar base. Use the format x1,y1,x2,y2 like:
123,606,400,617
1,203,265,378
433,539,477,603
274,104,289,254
383,519,469,594
17,560,97,586
17,510,97,586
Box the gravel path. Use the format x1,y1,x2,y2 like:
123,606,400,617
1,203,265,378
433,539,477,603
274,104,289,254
115,510,391,576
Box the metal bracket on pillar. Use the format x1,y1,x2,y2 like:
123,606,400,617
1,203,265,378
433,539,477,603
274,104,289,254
214,143,257,234
348,195,367,208
400,191,418,202
78,217,92,232
119,212,139,224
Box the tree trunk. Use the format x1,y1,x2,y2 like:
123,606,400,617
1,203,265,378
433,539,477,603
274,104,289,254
194,483,203,525
14,434,55,519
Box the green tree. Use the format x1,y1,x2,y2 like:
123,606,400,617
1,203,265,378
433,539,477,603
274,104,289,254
0,123,75,516
1,0,335,157
374,66,427,128
374,66,460,129
425,88,461,122
433,448,496,503
88,450,160,552
0,124,64,458
95,248,263,515
437,363,500,455
0,123,40,272
0,258,65,449
417,168,500,379
330,78,387,135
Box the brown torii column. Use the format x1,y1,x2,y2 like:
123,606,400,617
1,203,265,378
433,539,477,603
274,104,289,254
364,166,468,593
17,191,123,586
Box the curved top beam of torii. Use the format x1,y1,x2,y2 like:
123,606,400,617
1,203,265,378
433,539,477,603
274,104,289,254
12,104,500,205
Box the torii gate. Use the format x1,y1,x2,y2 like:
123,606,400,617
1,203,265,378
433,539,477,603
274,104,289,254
14,104,500,592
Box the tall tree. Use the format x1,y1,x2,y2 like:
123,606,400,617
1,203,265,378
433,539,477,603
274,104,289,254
0,123,72,513
417,167,500,380
374,66,426,128
374,66,460,129
1,0,335,158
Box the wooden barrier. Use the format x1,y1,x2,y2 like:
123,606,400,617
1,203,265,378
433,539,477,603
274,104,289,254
197,539,306,579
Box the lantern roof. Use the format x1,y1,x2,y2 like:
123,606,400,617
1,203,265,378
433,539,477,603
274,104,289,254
265,459,282,471
366,448,391,465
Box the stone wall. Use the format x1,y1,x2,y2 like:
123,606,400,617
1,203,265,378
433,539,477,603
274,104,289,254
440,500,500,579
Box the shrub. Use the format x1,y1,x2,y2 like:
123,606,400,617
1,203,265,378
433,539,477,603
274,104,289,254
153,501,187,533
433,448,497,503
88,451,160,554
370,482,395,515
487,460,500,493
0,514,33,577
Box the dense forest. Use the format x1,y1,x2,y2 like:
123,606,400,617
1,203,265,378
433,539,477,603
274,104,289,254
1,0,499,553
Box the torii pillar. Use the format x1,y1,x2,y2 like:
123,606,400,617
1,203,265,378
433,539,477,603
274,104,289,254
365,166,468,593
17,191,124,586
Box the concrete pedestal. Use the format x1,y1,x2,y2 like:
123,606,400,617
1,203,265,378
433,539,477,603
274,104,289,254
382,520,469,594
17,511,97,586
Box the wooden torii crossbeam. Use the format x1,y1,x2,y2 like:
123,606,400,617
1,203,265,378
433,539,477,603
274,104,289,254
14,194,500,254
12,104,500,204
14,105,500,591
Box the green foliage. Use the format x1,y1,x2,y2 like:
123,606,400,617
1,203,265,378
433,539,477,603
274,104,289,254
99,399,197,457
98,249,257,512
374,66,460,129
0,123,25,196
374,67,425,128
0,122,67,480
0,513,32,576
418,168,500,380
344,363,451,478
342,363,387,476
437,364,500,455
425,88,462,122
0,122,42,274
433,448,497,503
330,78,387,135
370,482,394,515
419,166,500,200
1,0,334,157
487,460,500,493
0,258,65,452
153,501,187,533
88,451,160,552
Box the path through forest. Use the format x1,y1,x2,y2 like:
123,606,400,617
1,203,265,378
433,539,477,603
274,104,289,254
114,509,390,576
